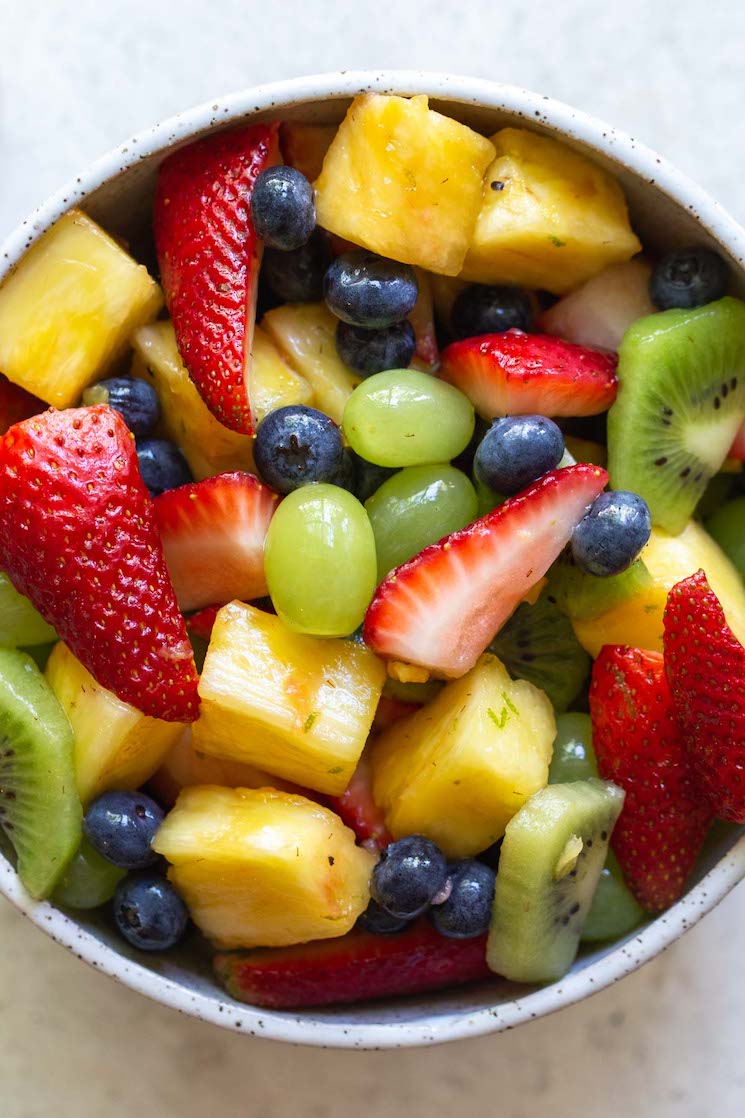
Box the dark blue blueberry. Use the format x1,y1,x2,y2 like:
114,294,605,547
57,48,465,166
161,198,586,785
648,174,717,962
113,873,188,951
476,841,502,872
350,451,397,503
251,166,316,252
650,246,729,310
263,229,332,303
451,285,532,339
357,899,412,935
571,490,652,577
430,860,495,939
83,791,164,869
336,320,416,377
253,404,344,494
332,446,357,493
136,438,192,497
324,251,418,329
82,376,160,439
474,415,564,496
371,834,448,919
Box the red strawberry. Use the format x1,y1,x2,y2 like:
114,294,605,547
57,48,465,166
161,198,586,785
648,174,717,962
664,570,745,822
0,373,44,434
325,752,392,850
0,406,199,722
186,604,222,641
154,123,279,434
154,471,279,613
371,694,420,734
214,922,489,1009
729,419,745,461
363,464,607,677
440,330,618,418
590,645,711,912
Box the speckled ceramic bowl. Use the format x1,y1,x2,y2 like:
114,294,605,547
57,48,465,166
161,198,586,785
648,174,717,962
1,71,744,1050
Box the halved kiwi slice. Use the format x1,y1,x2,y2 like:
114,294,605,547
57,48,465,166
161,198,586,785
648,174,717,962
608,297,745,535
0,647,82,898
547,551,652,622
487,779,624,982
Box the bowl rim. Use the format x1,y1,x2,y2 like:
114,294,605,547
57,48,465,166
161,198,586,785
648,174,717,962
2,69,745,1050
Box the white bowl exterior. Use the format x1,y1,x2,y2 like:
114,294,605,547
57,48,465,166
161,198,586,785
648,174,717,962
2,70,745,1049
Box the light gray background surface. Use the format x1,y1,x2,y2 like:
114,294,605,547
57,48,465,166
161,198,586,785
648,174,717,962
1,1,744,1114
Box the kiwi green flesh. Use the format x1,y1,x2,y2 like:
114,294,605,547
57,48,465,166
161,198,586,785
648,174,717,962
0,572,56,647
0,647,82,899
547,552,652,622
489,592,590,713
608,297,745,536
487,779,624,983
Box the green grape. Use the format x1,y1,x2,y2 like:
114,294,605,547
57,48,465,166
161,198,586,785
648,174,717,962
366,464,477,581
706,496,745,578
53,838,126,910
20,642,56,672
0,572,56,646
581,849,645,942
547,712,598,783
265,484,377,637
474,478,504,518
342,369,475,468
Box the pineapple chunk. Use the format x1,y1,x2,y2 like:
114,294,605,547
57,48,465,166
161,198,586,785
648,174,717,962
261,303,361,424
314,95,495,276
45,642,184,806
0,210,162,407
461,128,641,293
250,324,314,422
153,785,374,949
429,273,468,333
149,728,294,807
132,321,255,480
371,654,555,857
280,122,337,182
193,602,386,794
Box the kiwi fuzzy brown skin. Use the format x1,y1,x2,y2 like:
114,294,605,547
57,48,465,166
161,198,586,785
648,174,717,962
0,647,82,899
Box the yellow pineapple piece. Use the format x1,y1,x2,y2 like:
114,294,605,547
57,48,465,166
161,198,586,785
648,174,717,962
153,785,374,949
132,321,255,480
315,94,495,276
0,210,162,407
371,654,555,857
280,122,337,182
45,642,184,806
461,128,641,293
429,273,468,332
261,303,361,424
250,324,314,422
573,520,745,656
193,602,386,794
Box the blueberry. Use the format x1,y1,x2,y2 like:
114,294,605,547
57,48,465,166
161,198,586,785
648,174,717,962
571,490,652,577
262,229,332,303
136,438,192,497
650,246,729,310
336,320,416,377
474,415,565,496
332,446,357,493
357,899,412,935
251,166,316,252
451,285,532,339
324,251,418,329
253,404,344,494
83,791,164,869
83,377,160,439
350,451,397,503
371,835,448,919
113,873,188,951
430,860,495,939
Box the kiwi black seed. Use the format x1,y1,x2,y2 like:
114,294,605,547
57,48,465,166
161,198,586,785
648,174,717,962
486,780,624,983
608,296,745,535
0,647,82,899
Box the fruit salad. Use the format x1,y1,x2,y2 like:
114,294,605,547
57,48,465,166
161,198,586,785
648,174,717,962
1,94,744,1012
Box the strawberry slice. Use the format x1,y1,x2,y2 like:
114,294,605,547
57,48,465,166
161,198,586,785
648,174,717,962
154,471,279,613
154,123,279,434
590,645,711,912
186,604,222,641
440,330,618,418
728,419,745,461
325,752,392,850
214,922,489,1009
664,570,745,823
0,407,199,722
538,260,655,352
363,464,608,677
371,694,420,734
0,373,44,435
